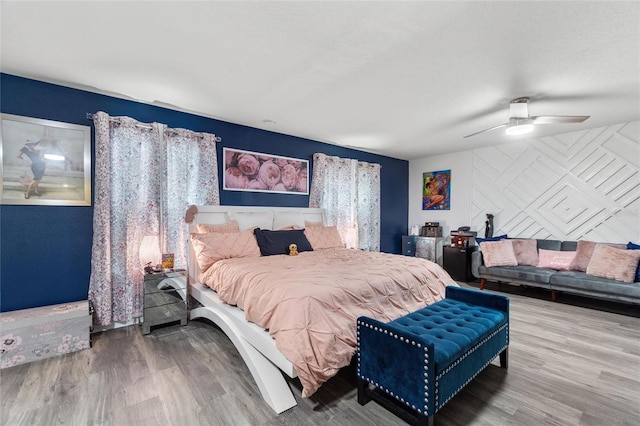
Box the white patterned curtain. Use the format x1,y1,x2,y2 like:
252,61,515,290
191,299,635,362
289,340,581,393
309,153,381,251
162,128,219,269
89,112,220,326
355,161,381,251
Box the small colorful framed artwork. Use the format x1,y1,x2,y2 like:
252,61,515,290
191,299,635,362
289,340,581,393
422,170,451,210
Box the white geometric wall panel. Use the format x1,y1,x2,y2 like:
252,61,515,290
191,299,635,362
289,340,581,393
472,121,639,243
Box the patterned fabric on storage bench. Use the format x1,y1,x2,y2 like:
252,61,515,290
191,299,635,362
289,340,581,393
1,301,91,369
357,287,509,425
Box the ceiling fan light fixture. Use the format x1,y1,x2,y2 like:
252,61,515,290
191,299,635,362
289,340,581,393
505,118,534,136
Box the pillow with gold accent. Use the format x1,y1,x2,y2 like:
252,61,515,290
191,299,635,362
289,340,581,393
253,228,313,256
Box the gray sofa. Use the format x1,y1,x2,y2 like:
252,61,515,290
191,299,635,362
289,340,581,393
471,239,640,305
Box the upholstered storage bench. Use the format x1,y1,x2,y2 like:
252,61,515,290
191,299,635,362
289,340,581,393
357,287,509,426
1,300,91,369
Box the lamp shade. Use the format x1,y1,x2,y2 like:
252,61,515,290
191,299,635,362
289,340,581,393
139,235,161,267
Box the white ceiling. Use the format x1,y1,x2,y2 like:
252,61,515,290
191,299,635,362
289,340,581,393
2,1,639,160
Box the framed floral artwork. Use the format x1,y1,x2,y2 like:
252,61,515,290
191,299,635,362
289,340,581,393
1,114,91,206
422,169,450,210
223,148,309,195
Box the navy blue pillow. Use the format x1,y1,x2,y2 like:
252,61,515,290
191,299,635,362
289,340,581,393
627,242,640,282
253,228,314,256
476,234,508,244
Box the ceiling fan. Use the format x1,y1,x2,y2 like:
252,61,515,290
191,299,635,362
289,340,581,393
463,97,590,138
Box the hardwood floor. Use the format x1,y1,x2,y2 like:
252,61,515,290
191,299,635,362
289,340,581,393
1,283,639,426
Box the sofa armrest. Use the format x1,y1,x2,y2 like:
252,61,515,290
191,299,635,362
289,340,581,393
471,250,483,279
445,286,509,316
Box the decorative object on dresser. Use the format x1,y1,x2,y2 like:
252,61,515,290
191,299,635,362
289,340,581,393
420,222,442,237
485,213,494,238
142,270,187,335
402,235,444,266
0,300,91,369
450,228,477,248
139,235,162,274
443,244,479,282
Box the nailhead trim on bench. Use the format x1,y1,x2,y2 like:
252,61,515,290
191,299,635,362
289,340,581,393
357,320,508,414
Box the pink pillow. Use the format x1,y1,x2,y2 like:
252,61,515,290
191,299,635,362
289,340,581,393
537,249,576,270
196,220,239,234
511,239,538,266
190,229,260,272
479,240,518,267
568,241,626,271
304,226,344,249
586,245,640,283
304,220,324,228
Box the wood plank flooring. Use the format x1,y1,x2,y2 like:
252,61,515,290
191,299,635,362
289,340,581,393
1,282,639,425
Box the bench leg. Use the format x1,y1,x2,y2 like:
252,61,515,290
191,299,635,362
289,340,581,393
358,378,434,426
479,278,486,290
500,348,508,369
357,378,371,405
551,290,557,302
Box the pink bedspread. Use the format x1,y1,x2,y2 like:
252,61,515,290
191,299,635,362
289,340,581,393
199,248,457,397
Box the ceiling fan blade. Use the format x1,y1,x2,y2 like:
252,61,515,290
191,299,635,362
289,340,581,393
532,115,590,124
463,123,508,138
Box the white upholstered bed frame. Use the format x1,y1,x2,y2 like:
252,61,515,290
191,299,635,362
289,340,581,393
185,205,326,414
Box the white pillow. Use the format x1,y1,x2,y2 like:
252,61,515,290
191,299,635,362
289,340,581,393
230,211,274,231
273,211,305,230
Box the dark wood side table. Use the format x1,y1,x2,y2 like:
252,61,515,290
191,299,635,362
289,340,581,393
443,245,478,282
142,270,187,335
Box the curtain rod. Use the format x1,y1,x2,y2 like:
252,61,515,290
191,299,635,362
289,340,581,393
86,113,222,142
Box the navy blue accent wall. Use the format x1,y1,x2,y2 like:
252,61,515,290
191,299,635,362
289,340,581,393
0,73,408,312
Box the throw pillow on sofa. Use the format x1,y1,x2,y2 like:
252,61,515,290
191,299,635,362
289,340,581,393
568,240,626,272
479,240,518,267
627,242,640,282
476,234,508,244
537,249,576,270
586,245,640,283
510,239,539,266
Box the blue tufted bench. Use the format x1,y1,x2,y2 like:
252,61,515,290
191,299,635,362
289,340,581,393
357,286,509,426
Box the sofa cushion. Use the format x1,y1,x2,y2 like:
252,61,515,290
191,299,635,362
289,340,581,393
478,265,555,286
550,271,640,300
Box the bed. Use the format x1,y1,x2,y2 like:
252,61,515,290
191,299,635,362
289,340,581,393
185,205,457,414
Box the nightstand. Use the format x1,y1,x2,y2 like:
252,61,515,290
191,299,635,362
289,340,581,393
443,245,478,282
142,270,187,335
402,235,444,266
